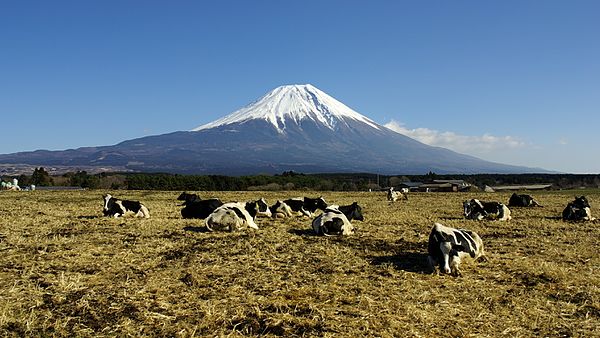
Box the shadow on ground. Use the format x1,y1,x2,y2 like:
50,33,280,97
369,252,431,274
183,226,211,233
77,215,100,219
288,229,316,237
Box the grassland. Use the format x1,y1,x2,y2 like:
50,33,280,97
0,190,598,337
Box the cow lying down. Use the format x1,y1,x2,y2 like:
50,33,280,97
205,201,259,232
270,200,294,218
428,223,486,276
180,196,224,219
255,198,272,218
463,199,511,221
387,187,408,202
312,202,364,236
283,196,328,217
562,196,595,221
508,193,542,207
103,194,150,218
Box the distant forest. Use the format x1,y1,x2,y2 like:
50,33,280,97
3,168,600,191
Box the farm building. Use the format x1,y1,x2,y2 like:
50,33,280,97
397,180,472,192
396,182,423,191
484,184,553,192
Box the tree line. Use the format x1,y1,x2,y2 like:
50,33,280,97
3,168,600,191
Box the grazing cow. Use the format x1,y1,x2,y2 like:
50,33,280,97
463,199,511,221
283,196,328,217
562,196,594,221
428,223,486,276
102,194,150,218
205,201,259,232
312,202,364,236
387,187,408,202
270,200,293,218
508,193,542,207
255,198,272,218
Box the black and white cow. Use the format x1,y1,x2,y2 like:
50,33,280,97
180,197,224,219
270,200,293,218
102,194,150,218
562,196,594,221
387,187,408,202
283,196,328,217
508,193,542,207
255,198,272,218
463,199,511,221
427,223,486,276
311,202,364,236
205,201,259,232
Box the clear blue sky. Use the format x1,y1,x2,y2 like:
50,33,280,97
1,1,598,173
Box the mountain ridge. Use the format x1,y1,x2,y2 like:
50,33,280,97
0,84,549,175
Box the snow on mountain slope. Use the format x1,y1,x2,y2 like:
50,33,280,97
192,84,381,133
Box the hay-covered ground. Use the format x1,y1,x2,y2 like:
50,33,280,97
0,190,598,337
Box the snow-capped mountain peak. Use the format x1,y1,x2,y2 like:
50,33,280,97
192,84,381,133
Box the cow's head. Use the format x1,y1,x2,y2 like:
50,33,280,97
463,200,473,217
244,201,259,219
255,198,272,217
347,202,364,221
178,192,200,205
315,196,328,210
463,199,485,220
303,196,328,212
103,194,113,211
256,198,268,211
269,200,282,214
573,196,591,209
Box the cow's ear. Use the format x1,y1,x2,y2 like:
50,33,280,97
353,202,358,206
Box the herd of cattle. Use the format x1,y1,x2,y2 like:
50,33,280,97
102,191,594,276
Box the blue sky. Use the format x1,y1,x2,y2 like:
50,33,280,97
1,1,598,173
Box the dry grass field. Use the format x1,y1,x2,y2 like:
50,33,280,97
0,189,599,337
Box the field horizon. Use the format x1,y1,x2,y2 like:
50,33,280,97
1,190,598,337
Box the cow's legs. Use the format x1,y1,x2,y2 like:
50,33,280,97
301,208,312,217
427,256,438,274
450,255,462,277
440,242,452,274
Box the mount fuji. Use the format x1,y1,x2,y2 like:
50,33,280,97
0,84,543,175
